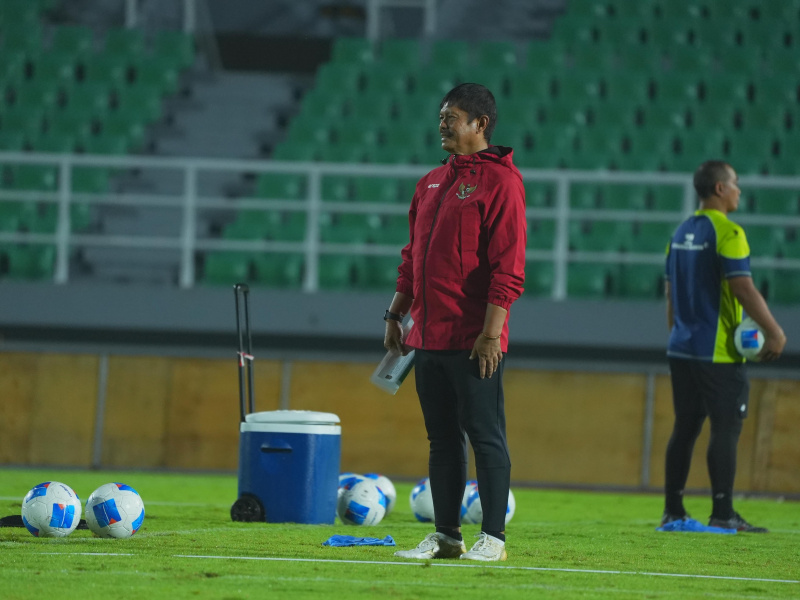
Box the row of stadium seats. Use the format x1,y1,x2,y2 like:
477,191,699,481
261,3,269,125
248,172,800,216
198,251,800,303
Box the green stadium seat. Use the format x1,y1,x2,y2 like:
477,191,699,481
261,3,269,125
569,220,632,252
338,125,380,148
51,26,95,56
601,184,650,210
379,39,421,70
362,256,400,290
507,73,552,102
715,47,763,78
83,55,129,87
255,173,306,200
30,132,78,153
354,177,402,203
203,252,251,285
29,53,78,84
475,41,518,70
14,82,61,112
570,184,600,210
371,146,417,165
652,75,702,105
252,253,304,288
640,102,690,130
64,82,112,114
616,264,665,299
272,141,317,162
750,189,800,214
115,85,164,122
318,254,365,290
616,47,664,73
745,225,785,257
524,182,554,208
9,165,57,190
376,215,409,245
314,62,363,94
769,156,800,176
0,131,26,151
525,261,555,297
526,41,570,72
771,269,800,304
1,23,44,53
567,262,611,298
0,105,47,138
71,167,110,193
318,144,367,163
99,112,147,150
431,40,471,72
603,72,653,104
82,134,131,155
271,212,306,242
330,38,374,65
702,74,752,105
462,68,509,98
630,222,676,253
726,132,778,173
222,213,272,240
345,92,395,123
553,73,603,103
132,58,179,96
153,30,195,70
320,213,380,244
527,218,555,250
411,68,460,98
320,175,353,202
48,110,95,139
103,28,147,60
2,245,55,279
690,103,739,131
571,45,619,73
650,186,684,211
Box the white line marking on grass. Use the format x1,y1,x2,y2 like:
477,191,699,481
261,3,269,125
174,555,800,585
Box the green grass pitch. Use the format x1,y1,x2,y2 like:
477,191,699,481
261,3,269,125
1,468,798,599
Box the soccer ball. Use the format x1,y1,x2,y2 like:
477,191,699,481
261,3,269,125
338,473,364,500
462,486,516,526
409,477,434,522
364,473,396,515
85,483,145,539
21,481,82,538
734,317,764,360
460,480,478,522
337,478,387,526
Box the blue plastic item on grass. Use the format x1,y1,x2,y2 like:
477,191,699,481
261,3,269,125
323,535,396,547
656,518,737,534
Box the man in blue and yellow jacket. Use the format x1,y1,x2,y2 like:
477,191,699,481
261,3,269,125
662,160,786,532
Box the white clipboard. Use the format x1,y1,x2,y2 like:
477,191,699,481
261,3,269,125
370,319,415,395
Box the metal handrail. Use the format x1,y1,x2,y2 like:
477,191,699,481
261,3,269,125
1,151,798,297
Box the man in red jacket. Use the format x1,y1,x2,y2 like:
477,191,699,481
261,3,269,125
385,83,526,562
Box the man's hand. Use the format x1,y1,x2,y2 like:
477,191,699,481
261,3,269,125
384,319,408,356
469,334,502,379
757,329,787,362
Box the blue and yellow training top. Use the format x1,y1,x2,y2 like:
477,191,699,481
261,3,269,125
665,208,751,363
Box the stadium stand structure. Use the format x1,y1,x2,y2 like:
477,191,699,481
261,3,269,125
1,0,799,303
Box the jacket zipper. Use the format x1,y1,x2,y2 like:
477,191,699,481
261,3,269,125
420,171,458,349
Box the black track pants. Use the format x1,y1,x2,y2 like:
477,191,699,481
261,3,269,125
414,349,511,533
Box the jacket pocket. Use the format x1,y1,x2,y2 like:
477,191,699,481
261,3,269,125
460,203,481,276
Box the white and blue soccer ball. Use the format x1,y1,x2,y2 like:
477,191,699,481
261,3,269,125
21,481,82,538
337,478,387,526
85,483,145,539
338,473,364,500
734,317,764,360
409,477,435,522
462,486,515,526
364,473,396,515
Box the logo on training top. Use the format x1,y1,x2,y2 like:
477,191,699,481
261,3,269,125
427,183,440,188
672,232,708,251
456,183,477,199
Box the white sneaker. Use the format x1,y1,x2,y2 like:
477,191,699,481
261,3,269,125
394,532,466,559
460,532,507,561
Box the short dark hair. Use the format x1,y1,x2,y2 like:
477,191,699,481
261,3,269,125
440,83,497,143
693,160,733,199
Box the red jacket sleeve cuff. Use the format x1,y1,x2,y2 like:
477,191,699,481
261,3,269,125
488,295,514,311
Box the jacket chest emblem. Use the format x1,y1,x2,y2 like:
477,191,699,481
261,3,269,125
456,183,478,199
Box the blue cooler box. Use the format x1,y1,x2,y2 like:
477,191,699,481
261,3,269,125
235,410,341,524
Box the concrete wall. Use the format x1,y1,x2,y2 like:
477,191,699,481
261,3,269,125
2,351,798,494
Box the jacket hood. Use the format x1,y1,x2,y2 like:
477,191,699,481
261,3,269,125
444,146,521,181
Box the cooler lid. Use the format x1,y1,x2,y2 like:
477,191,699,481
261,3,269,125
245,410,340,426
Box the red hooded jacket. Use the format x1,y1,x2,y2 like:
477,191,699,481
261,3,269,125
396,146,527,352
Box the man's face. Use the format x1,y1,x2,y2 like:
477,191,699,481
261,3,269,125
717,166,741,212
439,103,485,155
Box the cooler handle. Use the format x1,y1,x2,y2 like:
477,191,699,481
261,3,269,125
260,443,292,454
